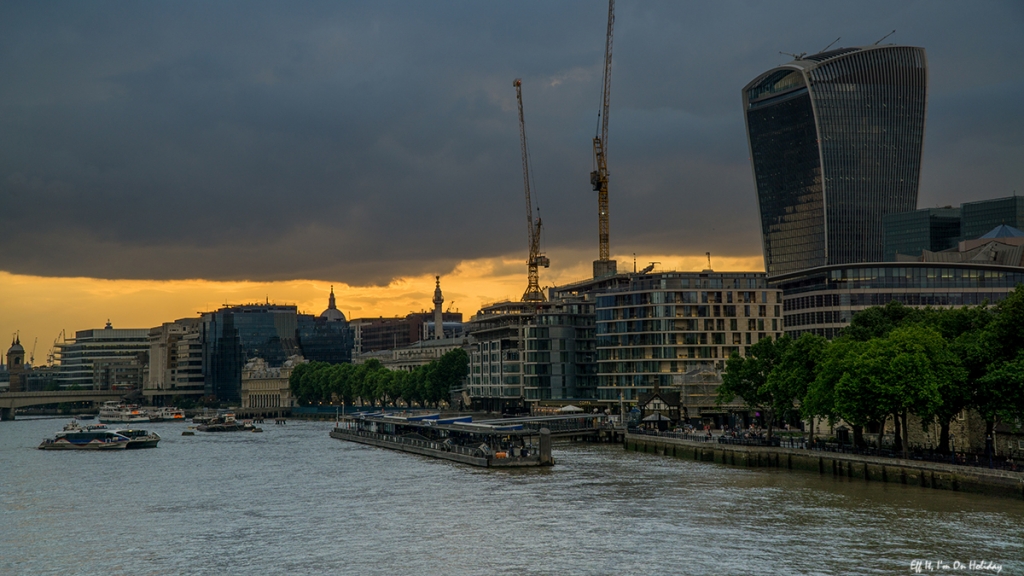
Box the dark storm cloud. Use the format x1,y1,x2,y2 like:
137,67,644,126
1,1,1021,283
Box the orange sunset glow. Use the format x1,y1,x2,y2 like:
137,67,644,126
0,250,763,358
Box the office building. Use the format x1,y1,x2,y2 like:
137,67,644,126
146,318,205,405
961,195,1024,240
53,322,150,389
883,208,961,261
202,304,304,402
352,312,463,354
743,45,928,276
776,262,1024,339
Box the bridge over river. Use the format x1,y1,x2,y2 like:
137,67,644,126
0,390,125,420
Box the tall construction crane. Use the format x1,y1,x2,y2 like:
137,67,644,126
514,78,550,302
590,0,616,279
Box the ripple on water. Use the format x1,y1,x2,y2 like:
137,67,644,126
1,418,1022,575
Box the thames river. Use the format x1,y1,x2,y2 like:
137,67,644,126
2,417,1021,575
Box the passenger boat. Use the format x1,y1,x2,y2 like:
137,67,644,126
330,412,553,468
98,401,149,424
113,428,161,449
38,429,130,450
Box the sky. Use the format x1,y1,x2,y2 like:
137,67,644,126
1,1,1022,357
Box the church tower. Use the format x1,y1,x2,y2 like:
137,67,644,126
7,335,25,393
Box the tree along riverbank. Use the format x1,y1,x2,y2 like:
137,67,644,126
625,433,1024,500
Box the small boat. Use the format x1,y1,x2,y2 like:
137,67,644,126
197,413,242,432
39,429,130,450
182,430,195,436
77,413,95,420
150,407,186,422
113,428,161,449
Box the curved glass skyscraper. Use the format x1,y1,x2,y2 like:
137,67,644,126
743,45,927,276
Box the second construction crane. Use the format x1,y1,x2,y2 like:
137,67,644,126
591,0,617,279
514,78,550,302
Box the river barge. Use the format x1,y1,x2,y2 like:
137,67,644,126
330,412,553,468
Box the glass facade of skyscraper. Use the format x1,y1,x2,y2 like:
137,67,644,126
882,207,961,260
744,46,928,276
961,196,1024,240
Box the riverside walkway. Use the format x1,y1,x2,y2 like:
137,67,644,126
626,431,1024,500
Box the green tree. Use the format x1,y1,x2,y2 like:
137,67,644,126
834,325,955,458
768,333,828,440
843,300,925,342
921,305,994,453
718,335,786,439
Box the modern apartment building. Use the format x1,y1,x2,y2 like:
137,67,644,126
464,298,596,412
592,271,782,402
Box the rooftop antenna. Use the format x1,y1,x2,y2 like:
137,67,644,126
707,252,712,270
779,51,807,60
818,37,840,53
874,30,896,45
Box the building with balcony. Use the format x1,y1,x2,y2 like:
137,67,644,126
464,298,596,412
593,271,782,403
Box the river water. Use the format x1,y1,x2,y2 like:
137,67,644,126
2,417,1021,575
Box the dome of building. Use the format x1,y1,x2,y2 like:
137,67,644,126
7,336,24,356
320,286,346,322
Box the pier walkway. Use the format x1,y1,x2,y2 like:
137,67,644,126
476,414,624,442
626,432,1024,500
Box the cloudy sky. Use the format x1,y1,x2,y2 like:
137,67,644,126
1,1,1022,348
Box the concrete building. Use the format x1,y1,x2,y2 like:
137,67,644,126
355,336,468,373
146,318,204,405
240,356,304,411
743,45,928,276
352,311,463,354
53,322,150,389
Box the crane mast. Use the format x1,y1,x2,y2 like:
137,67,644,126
590,0,616,278
514,78,549,302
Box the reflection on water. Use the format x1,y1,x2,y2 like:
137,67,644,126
1,417,1021,575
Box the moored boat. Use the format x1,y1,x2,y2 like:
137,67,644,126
330,412,553,468
113,428,161,449
197,413,242,432
98,401,149,424
149,407,186,422
39,429,130,450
